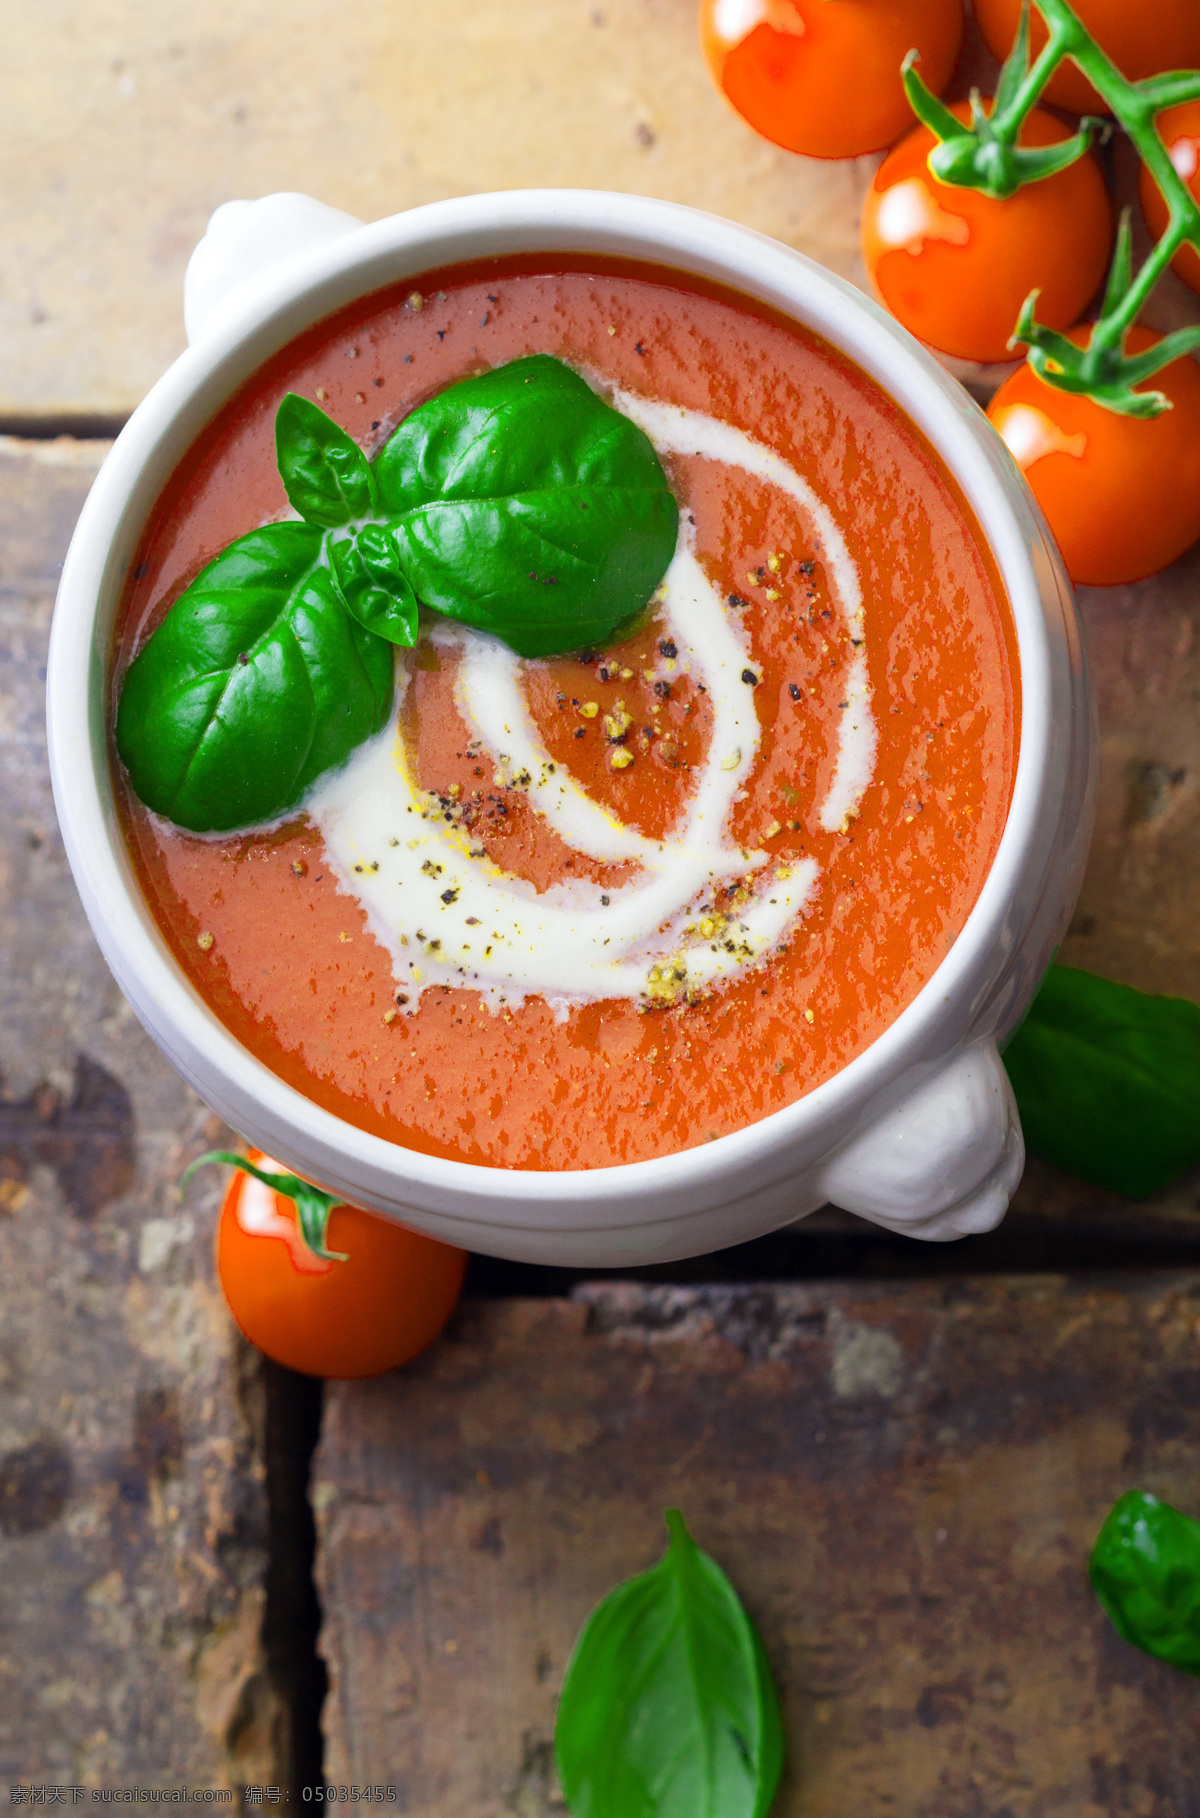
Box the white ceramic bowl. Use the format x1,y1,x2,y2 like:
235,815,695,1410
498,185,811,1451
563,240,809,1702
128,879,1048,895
47,189,1095,1266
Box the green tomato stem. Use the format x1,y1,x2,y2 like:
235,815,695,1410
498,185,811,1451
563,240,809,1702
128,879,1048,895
182,1150,349,1263
1022,0,1200,366
989,21,1073,139
906,0,1200,413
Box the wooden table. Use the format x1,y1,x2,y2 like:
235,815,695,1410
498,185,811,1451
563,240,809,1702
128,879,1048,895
3,1,1200,1804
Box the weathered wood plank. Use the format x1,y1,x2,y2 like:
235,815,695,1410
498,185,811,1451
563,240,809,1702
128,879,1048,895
0,438,280,1786
1063,544,1200,1005
316,1278,1200,1814
2,0,873,422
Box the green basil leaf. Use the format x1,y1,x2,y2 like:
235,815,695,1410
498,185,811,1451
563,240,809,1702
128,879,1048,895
374,355,678,658
330,524,419,646
555,1509,783,1818
115,521,394,832
1002,964,1200,1196
1091,1491,1200,1675
276,393,377,527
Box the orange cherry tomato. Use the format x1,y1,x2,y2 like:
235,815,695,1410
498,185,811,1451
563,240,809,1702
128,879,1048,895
861,102,1112,364
974,0,1200,118
699,0,963,160
1139,100,1200,298
215,1152,467,1378
988,326,1200,586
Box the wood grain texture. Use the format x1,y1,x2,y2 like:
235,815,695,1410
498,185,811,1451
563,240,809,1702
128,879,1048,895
0,439,281,1785
1063,544,1200,1005
316,1279,1200,1814
1,0,872,421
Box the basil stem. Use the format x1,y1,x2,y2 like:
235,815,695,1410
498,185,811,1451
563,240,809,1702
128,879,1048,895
1002,965,1200,1196
555,1509,783,1818
116,358,678,831
182,1150,348,1262
903,0,1200,414
1091,1491,1200,1675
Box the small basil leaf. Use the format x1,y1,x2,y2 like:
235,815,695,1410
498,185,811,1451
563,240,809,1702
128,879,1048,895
330,524,419,646
276,393,377,527
1091,1491,1200,1675
375,355,678,658
181,1150,348,1262
1002,965,1200,1196
555,1509,783,1818
115,521,394,832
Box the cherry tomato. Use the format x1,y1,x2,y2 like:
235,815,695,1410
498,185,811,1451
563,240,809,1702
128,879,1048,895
988,327,1200,585
861,102,1112,364
1138,100,1200,298
216,1152,467,1378
699,0,963,160
974,0,1200,118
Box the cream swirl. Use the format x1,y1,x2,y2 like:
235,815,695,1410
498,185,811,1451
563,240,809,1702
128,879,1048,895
306,392,876,1013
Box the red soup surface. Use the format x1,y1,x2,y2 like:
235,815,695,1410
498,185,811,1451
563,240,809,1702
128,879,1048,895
113,258,1019,1171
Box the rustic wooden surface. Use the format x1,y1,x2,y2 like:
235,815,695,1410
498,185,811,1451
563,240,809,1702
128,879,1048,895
316,1277,1200,1814
1060,539,1200,1005
7,0,1200,1796
0,439,282,1786
2,0,874,424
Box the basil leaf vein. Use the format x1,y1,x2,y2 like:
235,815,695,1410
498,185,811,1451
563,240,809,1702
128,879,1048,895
554,1509,783,1818
115,522,394,833
277,392,378,527
376,355,678,658
1002,964,1200,1196
330,525,419,646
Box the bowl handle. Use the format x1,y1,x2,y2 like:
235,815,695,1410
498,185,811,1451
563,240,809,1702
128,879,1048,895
816,1041,1024,1241
183,192,364,345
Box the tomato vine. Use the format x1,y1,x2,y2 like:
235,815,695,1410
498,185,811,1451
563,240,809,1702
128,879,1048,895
905,0,1200,416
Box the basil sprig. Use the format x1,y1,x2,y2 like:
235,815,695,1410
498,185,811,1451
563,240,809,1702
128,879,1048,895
116,357,677,833
555,1509,783,1818
1090,1491,1200,1676
1002,964,1200,1197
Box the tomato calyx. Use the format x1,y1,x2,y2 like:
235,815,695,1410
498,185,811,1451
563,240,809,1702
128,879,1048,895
1014,211,1200,416
183,1150,349,1262
903,29,1102,202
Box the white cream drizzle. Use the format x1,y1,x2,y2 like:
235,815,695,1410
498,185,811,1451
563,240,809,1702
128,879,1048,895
610,387,877,835
306,391,877,1013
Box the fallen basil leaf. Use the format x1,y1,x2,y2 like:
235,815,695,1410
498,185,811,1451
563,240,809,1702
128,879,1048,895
555,1509,783,1818
276,393,378,527
375,355,678,658
330,524,419,646
1002,964,1200,1196
115,522,394,832
1090,1490,1200,1675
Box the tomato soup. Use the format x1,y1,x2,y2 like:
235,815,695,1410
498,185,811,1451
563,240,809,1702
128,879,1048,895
112,258,1019,1170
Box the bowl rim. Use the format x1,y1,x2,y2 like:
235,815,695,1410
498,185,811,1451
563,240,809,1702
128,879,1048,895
47,186,1073,1227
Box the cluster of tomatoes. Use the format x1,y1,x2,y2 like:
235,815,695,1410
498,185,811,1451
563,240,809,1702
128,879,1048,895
701,0,1200,586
